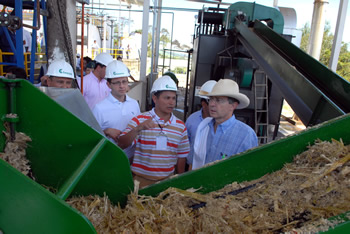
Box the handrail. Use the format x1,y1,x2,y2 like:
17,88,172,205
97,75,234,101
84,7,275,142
0,50,46,77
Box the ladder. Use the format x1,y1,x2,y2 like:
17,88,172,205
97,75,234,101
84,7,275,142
254,71,269,144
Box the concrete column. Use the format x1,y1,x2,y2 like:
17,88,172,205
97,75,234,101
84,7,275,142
67,0,76,59
103,0,107,52
153,0,162,74
308,0,328,60
329,0,348,71
140,0,150,111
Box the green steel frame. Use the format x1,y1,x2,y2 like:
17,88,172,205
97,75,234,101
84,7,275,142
0,79,133,233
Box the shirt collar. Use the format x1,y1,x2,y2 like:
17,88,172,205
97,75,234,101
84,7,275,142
90,72,104,83
211,114,236,134
107,93,129,103
150,108,174,125
199,108,203,120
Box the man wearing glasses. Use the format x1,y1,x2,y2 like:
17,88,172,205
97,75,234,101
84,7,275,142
92,60,140,160
188,79,258,170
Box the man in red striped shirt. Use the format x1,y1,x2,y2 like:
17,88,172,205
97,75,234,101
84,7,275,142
119,76,190,188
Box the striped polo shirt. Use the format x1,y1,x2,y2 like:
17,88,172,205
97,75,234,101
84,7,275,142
121,108,190,180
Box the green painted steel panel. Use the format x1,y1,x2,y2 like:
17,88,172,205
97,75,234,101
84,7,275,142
0,80,6,150
0,79,134,233
225,2,284,34
140,114,350,231
0,159,96,234
140,114,350,195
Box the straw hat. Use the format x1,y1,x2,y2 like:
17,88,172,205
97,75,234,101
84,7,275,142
207,79,250,109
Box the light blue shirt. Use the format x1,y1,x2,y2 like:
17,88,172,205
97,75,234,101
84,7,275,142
187,114,258,165
185,109,203,146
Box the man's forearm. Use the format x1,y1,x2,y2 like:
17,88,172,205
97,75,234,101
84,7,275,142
176,158,186,174
118,127,139,149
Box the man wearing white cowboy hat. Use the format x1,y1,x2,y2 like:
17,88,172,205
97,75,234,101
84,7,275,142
187,79,258,170
185,80,217,146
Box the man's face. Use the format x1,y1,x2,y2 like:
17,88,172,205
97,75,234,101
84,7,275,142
95,65,107,79
201,99,210,116
209,96,237,124
107,77,129,99
153,91,176,115
47,76,73,88
83,60,87,70
86,67,93,75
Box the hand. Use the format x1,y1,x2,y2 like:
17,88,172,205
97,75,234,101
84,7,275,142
104,128,121,142
137,118,157,132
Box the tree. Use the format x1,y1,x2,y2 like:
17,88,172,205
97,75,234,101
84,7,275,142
300,22,350,81
160,28,170,51
182,44,191,50
172,39,181,50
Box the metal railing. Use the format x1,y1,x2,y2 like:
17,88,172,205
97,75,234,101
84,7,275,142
0,50,47,80
91,48,123,60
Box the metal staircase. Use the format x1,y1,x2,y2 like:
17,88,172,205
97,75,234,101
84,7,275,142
254,70,269,144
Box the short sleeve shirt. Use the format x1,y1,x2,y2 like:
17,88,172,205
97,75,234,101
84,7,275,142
121,108,190,180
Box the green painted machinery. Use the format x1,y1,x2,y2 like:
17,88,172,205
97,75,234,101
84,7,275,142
1,78,350,232
224,2,284,34
0,78,133,234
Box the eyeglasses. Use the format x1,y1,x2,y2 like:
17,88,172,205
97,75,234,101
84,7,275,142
208,97,229,104
110,80,128,86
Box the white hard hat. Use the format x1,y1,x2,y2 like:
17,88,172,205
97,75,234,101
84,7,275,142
46,60,75,79
196,80,217,99
94,53,113,66
105,60,130,79
150,75,177,94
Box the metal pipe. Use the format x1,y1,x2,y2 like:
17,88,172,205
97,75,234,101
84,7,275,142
153,0,162,75
308,0,329,60
140,0,150,111
80,2,85,94
29,0,38,83
14,0,23,68
8,82,17,141
329,0,348,71
79,5,199,13
22,0,41,30
169,12,174,70
184,50,192,121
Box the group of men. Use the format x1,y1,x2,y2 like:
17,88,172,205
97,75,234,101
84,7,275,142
40,53,258,189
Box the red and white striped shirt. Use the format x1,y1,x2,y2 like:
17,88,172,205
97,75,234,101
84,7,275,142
121,108,190,180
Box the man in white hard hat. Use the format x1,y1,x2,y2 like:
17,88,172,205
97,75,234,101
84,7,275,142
185,80,216,146
92,60,140,160
188,79,258,170
45,60,75,88
81,52,113,109
119,76,190,188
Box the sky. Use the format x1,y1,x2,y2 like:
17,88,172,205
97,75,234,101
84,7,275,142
88,0,350,47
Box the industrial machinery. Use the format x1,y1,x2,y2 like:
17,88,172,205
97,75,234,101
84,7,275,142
188,2,350,143
1,78,350,233
1,1,350,233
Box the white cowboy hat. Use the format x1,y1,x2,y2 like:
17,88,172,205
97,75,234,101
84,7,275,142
207,79,250,109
